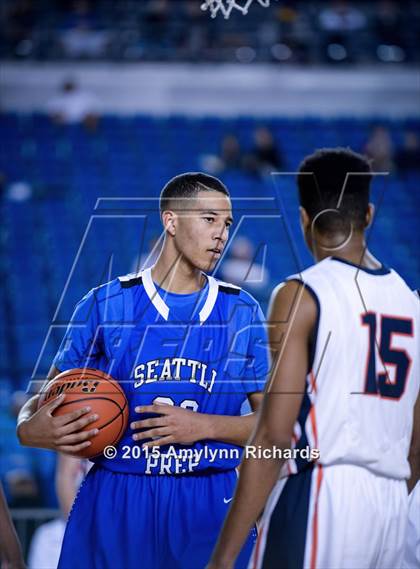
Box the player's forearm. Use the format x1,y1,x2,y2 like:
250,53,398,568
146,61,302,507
16,395,40,445
203,412,257,446
0,486,24,567
209,430,284,568
0,511,20,553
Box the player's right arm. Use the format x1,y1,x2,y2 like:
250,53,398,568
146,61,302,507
17,288,103,455
17,365,99,455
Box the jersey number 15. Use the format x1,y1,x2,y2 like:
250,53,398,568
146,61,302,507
361,313,413,400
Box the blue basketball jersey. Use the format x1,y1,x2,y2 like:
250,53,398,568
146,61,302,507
54,268,270,475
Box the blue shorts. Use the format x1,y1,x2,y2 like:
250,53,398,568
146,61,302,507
58,465,256,569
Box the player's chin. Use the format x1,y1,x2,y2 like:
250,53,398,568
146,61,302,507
197,254,219,272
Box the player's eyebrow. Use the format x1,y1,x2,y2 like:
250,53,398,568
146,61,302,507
201,210,234,224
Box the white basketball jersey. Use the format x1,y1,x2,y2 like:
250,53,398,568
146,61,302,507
286,256,419,480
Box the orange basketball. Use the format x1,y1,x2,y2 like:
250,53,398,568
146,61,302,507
38,368,128,459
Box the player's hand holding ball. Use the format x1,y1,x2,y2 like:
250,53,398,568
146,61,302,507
18,391,99,456
18,369,128,458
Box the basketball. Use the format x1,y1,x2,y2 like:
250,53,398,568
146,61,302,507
38,368,128,459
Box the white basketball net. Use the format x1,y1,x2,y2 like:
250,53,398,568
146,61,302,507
201,0,275,19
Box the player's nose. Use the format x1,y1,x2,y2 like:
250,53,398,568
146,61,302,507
214,225,228,244
213,233,226,248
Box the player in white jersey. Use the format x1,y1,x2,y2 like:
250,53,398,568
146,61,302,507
208,148,420,569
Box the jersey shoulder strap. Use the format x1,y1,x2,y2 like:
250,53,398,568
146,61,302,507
92,276,137,369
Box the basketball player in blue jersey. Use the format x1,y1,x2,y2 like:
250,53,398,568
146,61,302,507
208,148,419,569
17,172,270,569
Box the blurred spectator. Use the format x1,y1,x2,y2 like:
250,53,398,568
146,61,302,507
220,237,271,301
27,455,91,569
395,131,420,173
201,134,243,175
375,1,403,47
180,0,208,61
144,0,170,40
374,1,405,63
364,125,394,171
319,0,367,62
1,391,41,508
59,0,110,59
3,0,36,57
4,468,41,508
267,4,314,64
28,516,65,569
1,0,419,64
220,134,243,172
47,79,100,130
244,127,283,176
1,391,56,509
319,1,367,35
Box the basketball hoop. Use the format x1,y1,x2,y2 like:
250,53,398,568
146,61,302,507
201,0,275,19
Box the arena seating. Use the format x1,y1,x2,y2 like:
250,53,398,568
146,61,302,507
0,114,418,386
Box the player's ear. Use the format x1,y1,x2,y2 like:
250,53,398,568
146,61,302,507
365,203,375,228
162,210,177,236
299,207,310,232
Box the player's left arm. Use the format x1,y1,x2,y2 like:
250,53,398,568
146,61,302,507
207,280,317,569
131,392,263,448
0,482,25,569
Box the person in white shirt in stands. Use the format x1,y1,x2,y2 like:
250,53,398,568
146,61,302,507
47,79,99,131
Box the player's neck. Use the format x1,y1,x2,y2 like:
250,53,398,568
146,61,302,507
151,251,206,294
314,234,382,270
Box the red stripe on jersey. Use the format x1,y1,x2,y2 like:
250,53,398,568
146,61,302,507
309,371,317,394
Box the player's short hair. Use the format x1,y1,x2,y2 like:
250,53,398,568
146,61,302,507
297,147,372,233
160,172,230,214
